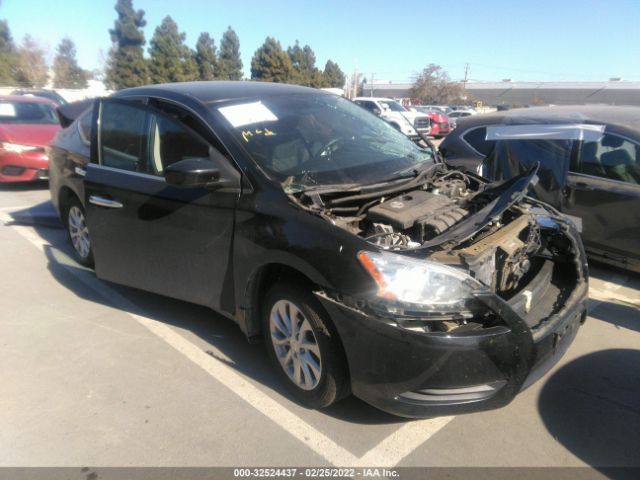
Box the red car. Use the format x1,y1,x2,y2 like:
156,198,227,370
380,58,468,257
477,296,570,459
413,107,452,138
0,96,61,183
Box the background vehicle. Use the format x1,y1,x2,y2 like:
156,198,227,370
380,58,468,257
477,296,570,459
421,105,453,115
11,89,68,106
440,105,640,272
49,82,587,418
353,97,431,138
0,95,60,183
410,106,452,138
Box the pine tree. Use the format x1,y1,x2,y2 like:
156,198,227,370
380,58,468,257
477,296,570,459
14,35,48,87
105,0,148,89
251,37,292,83
53,37,89,88
287,41,323,86
218,27,242,80
195,32,217,81
0,18,17,85
323,60,345,88
148,16,198,84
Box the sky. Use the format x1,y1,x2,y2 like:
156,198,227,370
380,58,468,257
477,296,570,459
2,0,640,83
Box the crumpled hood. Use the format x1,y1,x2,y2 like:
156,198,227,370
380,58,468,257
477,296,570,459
0,123,61,147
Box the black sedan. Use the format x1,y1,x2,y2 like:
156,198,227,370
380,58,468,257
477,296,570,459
440,106,640,273
48,82,587,418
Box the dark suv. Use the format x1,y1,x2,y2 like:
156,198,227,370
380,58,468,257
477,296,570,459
49,82,588,418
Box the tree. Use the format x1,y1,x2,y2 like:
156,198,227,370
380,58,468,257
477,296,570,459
409,64,463,104
195,32,217,80
0,18,17,84
105,0,148,89
53,37,89,88
218,27,242,80
14,35,48,87
323,60,345,88
250,37,292,83
287,41,325,86
148,16,198,83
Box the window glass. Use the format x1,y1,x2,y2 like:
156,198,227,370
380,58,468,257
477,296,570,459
216,93,434,191
578,134,640,184
0,101,58,124
378,100,406,112
100,102,149,171
100,101,211,176
150,114,210,174
488,139,572,207
463,127,495,156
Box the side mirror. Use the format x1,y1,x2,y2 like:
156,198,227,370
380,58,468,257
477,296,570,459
164,158,221,188
372,107,382,116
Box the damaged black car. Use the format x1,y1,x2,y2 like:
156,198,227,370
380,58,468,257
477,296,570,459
49,82,588,418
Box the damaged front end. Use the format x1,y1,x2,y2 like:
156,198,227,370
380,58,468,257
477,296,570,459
291,164,588,417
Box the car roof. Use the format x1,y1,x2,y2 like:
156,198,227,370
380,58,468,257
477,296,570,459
115,81,325,104
353,97,399,102
0,95,57,105
454,105,640,132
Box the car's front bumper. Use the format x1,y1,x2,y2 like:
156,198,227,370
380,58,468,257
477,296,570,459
315,278,587,418
0,150,49,183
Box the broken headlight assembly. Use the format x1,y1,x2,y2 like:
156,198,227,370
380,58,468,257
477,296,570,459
357,251,492,330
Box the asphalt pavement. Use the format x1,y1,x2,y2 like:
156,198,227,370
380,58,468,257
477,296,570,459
1,182,639,477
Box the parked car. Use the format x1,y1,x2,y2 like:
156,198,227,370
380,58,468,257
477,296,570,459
353,97,431,138
0,95,61,183
440,105,640,272
11,89,68,106
420,105,453,115
411,106,452,138
49,82,587,418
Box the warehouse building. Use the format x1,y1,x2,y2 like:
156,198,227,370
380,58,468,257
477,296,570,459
361,80,640,107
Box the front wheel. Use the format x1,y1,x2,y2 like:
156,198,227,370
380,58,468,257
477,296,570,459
263,282,349,408
64,198,94,268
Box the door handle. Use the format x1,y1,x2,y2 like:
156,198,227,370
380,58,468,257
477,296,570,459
74,166,86,177
89,195,123,209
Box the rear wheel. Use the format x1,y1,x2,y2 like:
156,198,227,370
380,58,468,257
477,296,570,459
263,282,349,408
64,198,94,267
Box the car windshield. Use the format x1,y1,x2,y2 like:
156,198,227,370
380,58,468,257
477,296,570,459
0,101,58,125
215,93,434,191
378,100,407,112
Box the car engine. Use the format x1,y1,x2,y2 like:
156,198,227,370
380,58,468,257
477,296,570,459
290,166,581,307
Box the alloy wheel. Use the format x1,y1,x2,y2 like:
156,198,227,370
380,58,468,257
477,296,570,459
68,205,90,259
269,299,322,391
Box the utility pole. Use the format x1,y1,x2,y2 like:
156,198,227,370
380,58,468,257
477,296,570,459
463,63,470,94
370,72,375,97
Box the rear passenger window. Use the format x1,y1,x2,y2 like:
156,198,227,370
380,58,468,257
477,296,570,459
578,134,640,184
463,127,495,156
100,102,149,172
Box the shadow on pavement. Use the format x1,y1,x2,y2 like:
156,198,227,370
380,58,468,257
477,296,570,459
5,200,61,228
589,299,640,333
538,349,640,477
0,180,49,192
12,210,404,426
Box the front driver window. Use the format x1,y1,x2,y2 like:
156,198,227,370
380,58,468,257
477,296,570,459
100,101,211,176
578,134,640,184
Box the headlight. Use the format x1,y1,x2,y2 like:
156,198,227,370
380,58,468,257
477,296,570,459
357,250,486,310
0,142,39,153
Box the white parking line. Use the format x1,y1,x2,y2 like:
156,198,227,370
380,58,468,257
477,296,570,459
1,212,454,467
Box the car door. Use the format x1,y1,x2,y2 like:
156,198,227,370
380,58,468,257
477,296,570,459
84,97,240,313
562,132,640,265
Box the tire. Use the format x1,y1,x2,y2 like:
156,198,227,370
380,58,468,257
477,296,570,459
63,197,94,268
263,282,349,408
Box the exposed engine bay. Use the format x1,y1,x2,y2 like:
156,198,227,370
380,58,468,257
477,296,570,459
290,165,584,324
